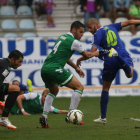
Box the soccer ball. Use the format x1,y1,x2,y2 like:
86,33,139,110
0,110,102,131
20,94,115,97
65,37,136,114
67,109,83,125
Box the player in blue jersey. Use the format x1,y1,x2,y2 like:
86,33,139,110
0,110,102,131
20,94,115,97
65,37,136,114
76,18,139,124
12,79,33,95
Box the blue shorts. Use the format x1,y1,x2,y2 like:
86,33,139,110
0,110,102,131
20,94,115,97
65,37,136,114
102,53,133,81
46,10,52,14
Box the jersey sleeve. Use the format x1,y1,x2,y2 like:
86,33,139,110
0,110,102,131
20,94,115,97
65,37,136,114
49,106,59,114
110,23,122,31
24,92,37,100
71,40,85,54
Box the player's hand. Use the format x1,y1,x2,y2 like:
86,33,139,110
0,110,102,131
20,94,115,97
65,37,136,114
76,60,81,67
75,67,85,78
22,111,31,115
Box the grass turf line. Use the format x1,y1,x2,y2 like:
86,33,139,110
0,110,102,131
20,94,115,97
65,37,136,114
0,96,140,140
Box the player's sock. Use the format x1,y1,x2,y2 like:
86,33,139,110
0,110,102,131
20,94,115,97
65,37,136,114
69,92,75,112
43,93,56,118
116,55,131,74
69,89,82,111
100,91,109,119
2,91,19,117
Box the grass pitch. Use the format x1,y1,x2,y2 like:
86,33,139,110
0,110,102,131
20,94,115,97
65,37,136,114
0,96,140,140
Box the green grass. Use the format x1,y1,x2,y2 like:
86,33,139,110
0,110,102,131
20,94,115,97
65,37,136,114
1,96,140,140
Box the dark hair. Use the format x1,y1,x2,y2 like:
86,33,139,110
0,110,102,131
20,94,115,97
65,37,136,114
70,21,85,31
8,50,23,60
12,80,20,84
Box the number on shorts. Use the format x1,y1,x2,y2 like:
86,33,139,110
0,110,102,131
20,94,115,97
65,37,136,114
53,41,62,54
106,30,117,47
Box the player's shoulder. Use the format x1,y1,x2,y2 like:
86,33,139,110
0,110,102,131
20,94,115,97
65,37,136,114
72,39,81,46
94,26,104,36
0,58,6,61
24,92,38,98
0,58,8,65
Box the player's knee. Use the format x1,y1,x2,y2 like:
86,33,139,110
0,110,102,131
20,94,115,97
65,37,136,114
126,73,133,78
14,86,20,91
78,85,84,91
127,75,133,78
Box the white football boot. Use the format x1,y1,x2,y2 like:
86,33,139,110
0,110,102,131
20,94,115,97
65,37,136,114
109,48,118,57
0,118,17,129
94,117,107,124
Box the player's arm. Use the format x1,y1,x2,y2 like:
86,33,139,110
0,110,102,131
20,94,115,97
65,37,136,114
67,59,85,78
50,106,68,114
57,110,68,114
67,59,78,69
121,20,140,28
76,48,99,67
16,95,31,115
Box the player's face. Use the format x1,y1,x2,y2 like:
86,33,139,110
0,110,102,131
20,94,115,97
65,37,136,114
41,92,49,104
75,27,85,40
12,81,20,86
10,57,23,69
87,22,97,34
135,0,140,6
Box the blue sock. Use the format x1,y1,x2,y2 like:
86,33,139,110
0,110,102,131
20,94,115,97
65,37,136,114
116,55,131,74
100,91,109,119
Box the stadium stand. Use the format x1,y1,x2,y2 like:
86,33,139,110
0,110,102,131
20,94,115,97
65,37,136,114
0,0,137,37
75,5,84,16
118,31,133,36
4,33,18,38
19,19,35,30
99,18,112,26
17,5,32,16
1,19,17,30
0,6,15,16
136,31,140,36
22,32,36,37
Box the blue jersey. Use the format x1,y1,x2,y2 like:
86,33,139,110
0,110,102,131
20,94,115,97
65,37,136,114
92,22,133,81
93,22,129,55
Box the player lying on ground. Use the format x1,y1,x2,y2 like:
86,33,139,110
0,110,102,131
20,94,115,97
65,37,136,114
0,89,68,115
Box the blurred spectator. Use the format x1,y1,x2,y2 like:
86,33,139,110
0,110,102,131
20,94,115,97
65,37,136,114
35,0,46,20
14,0,33,10
129,0,140,35
102,0,110,18
112,0,130,22
0,0,8,6
44,0,56,28
80,0,102,30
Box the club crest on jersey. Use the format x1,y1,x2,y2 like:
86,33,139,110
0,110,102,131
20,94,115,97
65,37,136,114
55,69,63,73
2,69,9,77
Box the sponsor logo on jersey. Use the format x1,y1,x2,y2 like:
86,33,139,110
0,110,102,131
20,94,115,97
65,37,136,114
2,69,9,77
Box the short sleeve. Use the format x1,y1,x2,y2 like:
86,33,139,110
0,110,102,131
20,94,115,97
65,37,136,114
49,106,59,113
71,40,85,54
110,23,122,31
24,92,37,100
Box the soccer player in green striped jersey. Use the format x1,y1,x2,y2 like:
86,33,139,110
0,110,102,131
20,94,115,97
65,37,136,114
40,21,99,128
